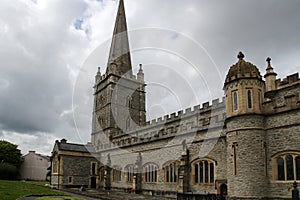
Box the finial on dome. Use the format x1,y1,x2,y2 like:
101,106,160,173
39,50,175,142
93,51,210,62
266,57,271,65
139,64,143,70
237,52,245,60
266,57,274,70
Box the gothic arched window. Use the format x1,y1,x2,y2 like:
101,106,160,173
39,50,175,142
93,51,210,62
204,161,209,183
193,159,215,184
296,156,300,180
273,152,300,181
233,92,238,111
143,163,158,183
286,155,294,180
91,162,97,175
194,163,198,183
277,157,284,180
248,90,252,109
200,161,203,183
164,161,179,183
125,165,134,182
210,163,215,183
112,166,122,182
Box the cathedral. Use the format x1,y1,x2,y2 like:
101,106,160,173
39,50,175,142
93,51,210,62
50,0,300,199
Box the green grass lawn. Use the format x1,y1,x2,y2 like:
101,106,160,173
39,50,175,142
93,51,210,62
0,180,62,200
36,196,83,200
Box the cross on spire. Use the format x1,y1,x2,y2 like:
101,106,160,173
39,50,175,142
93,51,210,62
237,52,245,60
266,57,271,65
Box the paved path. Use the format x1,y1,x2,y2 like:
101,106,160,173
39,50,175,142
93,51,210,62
18,188,176,200
63,188,176,200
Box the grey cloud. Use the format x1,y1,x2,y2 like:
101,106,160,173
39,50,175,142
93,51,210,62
1,0,299,155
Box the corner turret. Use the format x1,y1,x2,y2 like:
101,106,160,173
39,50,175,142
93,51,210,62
224,52,265,118
224,53,268,199
264,57,277,92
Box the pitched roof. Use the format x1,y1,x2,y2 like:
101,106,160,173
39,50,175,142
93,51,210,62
58,142,95,153
23,151,50,161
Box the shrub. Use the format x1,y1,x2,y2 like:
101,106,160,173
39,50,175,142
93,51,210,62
0,162,18,180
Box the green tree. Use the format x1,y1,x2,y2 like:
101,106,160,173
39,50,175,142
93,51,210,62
0,140,23,169
0,162,18,180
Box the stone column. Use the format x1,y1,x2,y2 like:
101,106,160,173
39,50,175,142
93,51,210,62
178,148,189,194
133,153,142,194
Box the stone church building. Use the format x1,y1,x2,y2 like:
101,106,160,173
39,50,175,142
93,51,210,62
51,0,300,199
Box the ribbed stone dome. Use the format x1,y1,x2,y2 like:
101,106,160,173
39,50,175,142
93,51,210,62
224,52,262,85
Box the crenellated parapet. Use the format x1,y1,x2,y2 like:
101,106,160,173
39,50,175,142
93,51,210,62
263,73,300,114
144,97,225,126
97,70,140,84
275,73,299,89
95,97,225,151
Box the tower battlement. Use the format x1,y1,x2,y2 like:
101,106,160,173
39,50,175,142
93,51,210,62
97,97,225,151
276,72,299,89
146,97,225,126
263,72,300,114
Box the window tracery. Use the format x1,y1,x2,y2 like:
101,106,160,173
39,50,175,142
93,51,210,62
164,161,179,183
192,159,215,184
143,163,158,183
273,152,300,181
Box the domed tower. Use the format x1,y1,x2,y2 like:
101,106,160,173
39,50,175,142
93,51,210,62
224,52,267,199
224,52,264,117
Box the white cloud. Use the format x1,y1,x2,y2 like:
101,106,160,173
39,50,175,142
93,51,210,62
0,131,56,155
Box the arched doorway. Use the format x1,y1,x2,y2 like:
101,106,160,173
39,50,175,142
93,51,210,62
91,177,97,189
220,184,228,200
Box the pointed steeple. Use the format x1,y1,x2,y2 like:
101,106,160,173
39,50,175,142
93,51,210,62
137,64,144,82
95,67,101,83
106,0,132,76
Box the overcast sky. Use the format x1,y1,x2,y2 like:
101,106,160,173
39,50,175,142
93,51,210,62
0,0,299,156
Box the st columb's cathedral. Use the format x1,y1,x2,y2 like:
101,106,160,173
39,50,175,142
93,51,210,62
51,0,300,199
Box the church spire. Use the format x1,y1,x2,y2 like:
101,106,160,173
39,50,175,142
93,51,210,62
106,0,132,76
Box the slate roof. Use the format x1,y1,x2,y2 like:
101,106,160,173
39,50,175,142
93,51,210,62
58,142,96,153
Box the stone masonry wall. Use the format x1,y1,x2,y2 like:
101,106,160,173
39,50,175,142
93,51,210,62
226,115,267,198
266,109,300,198
61,155,97,187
